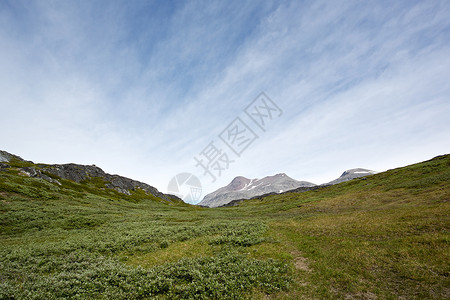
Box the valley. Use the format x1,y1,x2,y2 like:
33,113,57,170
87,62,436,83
0,152,449,299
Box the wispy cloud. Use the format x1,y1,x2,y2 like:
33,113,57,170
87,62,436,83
1,0,449,202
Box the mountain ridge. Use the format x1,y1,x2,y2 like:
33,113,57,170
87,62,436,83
200,168,377,207
326,168,377,185
0,150,181,203
198,173,315,207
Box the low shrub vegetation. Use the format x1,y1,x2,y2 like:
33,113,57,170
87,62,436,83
0,155,449,298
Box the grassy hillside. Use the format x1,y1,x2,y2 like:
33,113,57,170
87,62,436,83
1,155,449,299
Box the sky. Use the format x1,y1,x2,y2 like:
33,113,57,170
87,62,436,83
1,0,449,204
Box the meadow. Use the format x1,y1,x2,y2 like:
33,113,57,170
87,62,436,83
0,155,449,299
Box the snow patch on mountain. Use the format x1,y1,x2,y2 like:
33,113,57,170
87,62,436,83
198,173,316,208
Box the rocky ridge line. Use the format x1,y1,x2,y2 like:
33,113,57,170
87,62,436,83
0,150,179,202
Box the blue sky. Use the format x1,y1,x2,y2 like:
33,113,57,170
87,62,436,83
1,0,449,203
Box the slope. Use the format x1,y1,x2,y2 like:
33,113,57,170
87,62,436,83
326,168,377,185
0,154,449,299
0,150,181,203
0,152,291,299
219,154,450,298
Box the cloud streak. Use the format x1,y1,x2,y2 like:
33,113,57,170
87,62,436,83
1,0,449,202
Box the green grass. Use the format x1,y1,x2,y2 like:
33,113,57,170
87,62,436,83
0,155,449,299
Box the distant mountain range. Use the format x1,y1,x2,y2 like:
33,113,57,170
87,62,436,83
1,149,377,208
198,174,315,208
198,169,377,208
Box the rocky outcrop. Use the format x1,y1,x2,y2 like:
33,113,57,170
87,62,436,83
19,167,61,185
0,150,29,163
0,150,180,202
38,164,177,201
0,151,14,163
43,164,105,183
0,163,10,170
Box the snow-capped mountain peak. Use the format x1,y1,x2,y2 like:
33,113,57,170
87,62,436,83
198,173,315,207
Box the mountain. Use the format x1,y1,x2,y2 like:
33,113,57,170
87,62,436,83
0,150,181,203
326,168,377,185
199,168,377,208
198,173,315,207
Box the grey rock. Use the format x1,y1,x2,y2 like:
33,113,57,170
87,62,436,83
200,167,377,208
325,168,376,185
20,167,61,185
0,163,10,169
198,173,316,208
21,167,39,177
42,164,176,201
44,164,105,182
0,150,31,163
0,151,12,162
